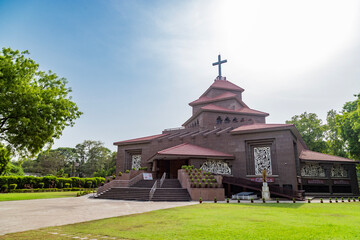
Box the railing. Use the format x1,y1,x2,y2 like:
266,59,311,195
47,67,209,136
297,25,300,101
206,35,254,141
222,176,304,200
96,180,124,196
128,172,144,186
159,172,166,188
149,180,158,201
96,172,144,197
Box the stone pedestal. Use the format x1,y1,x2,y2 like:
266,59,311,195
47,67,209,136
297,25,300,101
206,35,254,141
262,182,271,200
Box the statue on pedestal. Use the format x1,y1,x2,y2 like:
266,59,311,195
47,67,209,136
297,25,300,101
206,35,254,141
261,169,271,200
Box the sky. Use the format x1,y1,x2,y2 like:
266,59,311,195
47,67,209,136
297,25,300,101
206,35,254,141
1,0,360,152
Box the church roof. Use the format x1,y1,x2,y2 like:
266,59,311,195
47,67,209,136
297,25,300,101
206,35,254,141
201,104,269,116
189,92,237,106
149,143,234,160
299,150,357,163
231,123,294,133
200,79,244,98
113,133,168,146
210,79,245,92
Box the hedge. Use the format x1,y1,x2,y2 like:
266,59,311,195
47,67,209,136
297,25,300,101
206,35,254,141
0,176,105,192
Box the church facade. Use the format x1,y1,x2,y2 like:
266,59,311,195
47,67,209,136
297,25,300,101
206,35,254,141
114,58,359,196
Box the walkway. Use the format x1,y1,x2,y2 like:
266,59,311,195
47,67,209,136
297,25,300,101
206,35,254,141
0,195,196,235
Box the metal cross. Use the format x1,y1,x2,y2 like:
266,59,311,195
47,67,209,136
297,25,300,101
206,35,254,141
212,54,227,78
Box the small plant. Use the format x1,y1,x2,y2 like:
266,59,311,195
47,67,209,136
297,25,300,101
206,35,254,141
210,183,213,188
191,178,194,182
118,172,122,176
125,170,130,173
348,197,351,202
112,175,116,179
197,183,202,188
320,198,323,203
276,198,279,203
197,179,200,183
262,197,265,203
199,197,202,204
237,199,240,203
205,183,208,188
335,197,338,203
106,179,110,183
293,198,296,203
308,198,311,203
329,198,332,203
132,168,135,170
212,179,216,183
341,197,344,202
181,165,187,169
251,198,254,203
214,197,217,203
227,198,229,203
353,197,356,202
202,179,205,183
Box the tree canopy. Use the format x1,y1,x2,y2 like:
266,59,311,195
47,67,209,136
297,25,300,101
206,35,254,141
0,47,82,174
286,112,327,153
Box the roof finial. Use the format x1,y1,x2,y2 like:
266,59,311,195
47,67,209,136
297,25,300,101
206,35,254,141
212,54,227,80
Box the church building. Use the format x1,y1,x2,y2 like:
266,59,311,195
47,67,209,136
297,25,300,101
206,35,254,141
114,56,359,197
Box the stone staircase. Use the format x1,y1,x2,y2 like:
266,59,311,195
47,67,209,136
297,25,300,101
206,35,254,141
97,188,150,201
96,179,191,201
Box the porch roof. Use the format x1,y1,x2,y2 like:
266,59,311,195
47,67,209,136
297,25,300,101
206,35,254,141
299,150,357,163
147,143,234,162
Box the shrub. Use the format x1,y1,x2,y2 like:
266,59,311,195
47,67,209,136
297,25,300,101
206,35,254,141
1,184,8,192
308,198,311,203
39,182,45,189
329,198,332,203
118,172,122,176
202,179,205,183
205,183,208,188
65,183,71,188
320,198,323,203
251,198,254,203
210,183,213,188
212,179,216,183
262,198,265,203
125,170,129,173
199,197,202,203
112,175,115,180
227,198,229,203
86,181,92,188
293,198,296,203
106,179,110,183
191,178,194,182
9,183,17,190
214,197,217,203
181,165,187,169
276,198,279,203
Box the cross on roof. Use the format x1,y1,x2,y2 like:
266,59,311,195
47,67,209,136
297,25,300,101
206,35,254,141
212,54,227,79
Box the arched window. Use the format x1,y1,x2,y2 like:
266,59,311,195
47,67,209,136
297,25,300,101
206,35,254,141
233,118,238,123
224,117,230,124
216,116,223,124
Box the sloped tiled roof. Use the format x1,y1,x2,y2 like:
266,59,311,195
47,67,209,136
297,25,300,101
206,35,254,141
189,92,237,105
210,79,244,92
201,104,269,116
232,123,293,132
156,143,234,158
299,150,356,162
114,133,168,145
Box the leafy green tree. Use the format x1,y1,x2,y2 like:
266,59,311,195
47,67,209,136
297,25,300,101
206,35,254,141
325,109,348,157
336,93,360,160
286,112,327,153
0,48,82,174
2,161,24,176
75,140,114,177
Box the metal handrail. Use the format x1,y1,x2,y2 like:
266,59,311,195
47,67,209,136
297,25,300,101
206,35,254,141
128,172,144,186
149,180,158,201
159,172,166,188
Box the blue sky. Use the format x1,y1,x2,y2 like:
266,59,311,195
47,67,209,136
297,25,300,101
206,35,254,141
1,0,360,151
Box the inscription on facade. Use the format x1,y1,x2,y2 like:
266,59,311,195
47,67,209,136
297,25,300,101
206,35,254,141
254,147,272,175
301,163,325,177
200,159,231,175
131,155,141,170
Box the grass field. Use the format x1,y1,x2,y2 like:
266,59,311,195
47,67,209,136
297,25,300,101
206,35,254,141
0,191,79,201
1,203,360,240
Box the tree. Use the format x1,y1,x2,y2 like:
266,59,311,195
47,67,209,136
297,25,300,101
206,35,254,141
336,93,360,160
325,109,348,158
0,47,82,174
286,112,327,153
75,140,114,177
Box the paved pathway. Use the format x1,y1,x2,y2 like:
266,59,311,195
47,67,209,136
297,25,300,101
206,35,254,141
0,195,197,235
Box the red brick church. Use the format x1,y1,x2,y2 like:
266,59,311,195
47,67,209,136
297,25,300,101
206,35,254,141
113,56,359,198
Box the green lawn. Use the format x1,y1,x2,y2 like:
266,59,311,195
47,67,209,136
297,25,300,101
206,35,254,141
2,203,360,240
0,191,79,201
